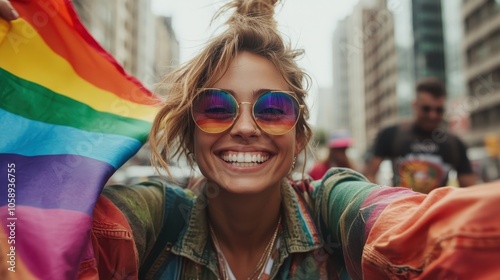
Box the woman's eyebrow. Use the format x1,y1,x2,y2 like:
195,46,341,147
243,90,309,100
226,88,274,99
223,88,286,100
253,88,279,96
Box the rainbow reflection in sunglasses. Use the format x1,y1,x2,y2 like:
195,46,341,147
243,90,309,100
191,88,304,135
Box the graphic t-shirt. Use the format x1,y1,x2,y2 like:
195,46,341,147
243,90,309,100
373,123,473,193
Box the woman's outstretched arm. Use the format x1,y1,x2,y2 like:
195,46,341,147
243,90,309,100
314,168,500,279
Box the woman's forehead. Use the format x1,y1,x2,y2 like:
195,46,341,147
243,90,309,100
210,52,289,97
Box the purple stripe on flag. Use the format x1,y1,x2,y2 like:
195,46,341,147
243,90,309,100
0,153,115,215
0,206,93,279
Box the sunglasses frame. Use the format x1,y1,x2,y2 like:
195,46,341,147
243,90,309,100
191,88,305,135
420,105,445,114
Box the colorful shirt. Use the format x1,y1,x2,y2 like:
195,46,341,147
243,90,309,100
373,123,473,192
78,168,500,279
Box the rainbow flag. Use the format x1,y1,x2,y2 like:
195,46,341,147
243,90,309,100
0,0,159,278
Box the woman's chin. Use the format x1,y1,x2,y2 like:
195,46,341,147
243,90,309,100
207,177,278,196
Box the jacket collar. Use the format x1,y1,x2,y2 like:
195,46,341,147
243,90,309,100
172,179,323,271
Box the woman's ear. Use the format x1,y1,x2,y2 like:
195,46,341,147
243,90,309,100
295,134,306,156
187,144,195,159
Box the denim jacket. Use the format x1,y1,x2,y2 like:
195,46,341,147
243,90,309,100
79,168,500,279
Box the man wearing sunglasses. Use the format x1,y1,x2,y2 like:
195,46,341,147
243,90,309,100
365,77,476,193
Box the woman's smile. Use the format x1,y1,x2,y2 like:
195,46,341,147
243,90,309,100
219,151,271,166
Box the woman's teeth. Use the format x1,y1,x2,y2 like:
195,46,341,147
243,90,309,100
221,152,269,166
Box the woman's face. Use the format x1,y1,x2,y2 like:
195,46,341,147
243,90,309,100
193,51,301,194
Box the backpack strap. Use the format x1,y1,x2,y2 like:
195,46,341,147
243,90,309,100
392,122,413,157
139,186,192,279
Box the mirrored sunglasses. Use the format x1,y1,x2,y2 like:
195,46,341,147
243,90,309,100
191,88,304,135
420,105,445,114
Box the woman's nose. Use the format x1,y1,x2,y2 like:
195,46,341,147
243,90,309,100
229,104,259,137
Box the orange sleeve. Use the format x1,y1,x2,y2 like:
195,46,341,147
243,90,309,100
79,195,139,279
363,181,500,279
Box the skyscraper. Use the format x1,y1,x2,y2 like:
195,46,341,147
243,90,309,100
331,18,350,132
411,0,446,82
461,0,500,148
72,0,179,89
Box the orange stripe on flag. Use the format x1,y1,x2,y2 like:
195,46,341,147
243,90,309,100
12,1,158,106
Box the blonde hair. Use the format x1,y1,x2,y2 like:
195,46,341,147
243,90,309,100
149,0,312,178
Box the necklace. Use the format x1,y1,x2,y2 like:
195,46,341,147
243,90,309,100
209,217,281,280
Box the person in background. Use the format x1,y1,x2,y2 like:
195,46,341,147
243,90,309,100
308,132,353,180
364,77,476,193
2,1,500,279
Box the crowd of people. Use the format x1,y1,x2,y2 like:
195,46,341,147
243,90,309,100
310,77,478,194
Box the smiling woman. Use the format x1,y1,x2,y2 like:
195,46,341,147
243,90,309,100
190,52,302,195
2,0,500,279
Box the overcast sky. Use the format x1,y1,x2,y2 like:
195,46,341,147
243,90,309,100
151,0,358,108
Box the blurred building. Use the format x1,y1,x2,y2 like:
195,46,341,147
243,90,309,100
313,87,336,133
331,18,350,133
391,0,415,123
344,0,377,157
154,16,180,93
411,0,446,82
73,0,149,84
442,0,467,100
441,0,470,136
72,0,179,90
314,18,348,137
461,0,500,148
363,1,398,146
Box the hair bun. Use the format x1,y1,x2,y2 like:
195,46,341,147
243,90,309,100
222,0,279,26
